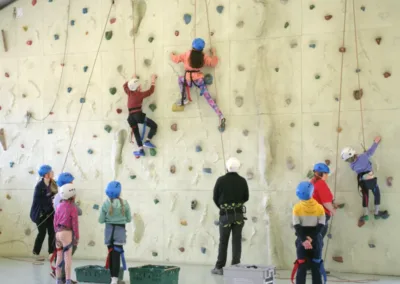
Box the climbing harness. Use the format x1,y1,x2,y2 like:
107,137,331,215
291,259,306,284
178,70,200,106
290,258,327,284
129,117,148,144
104,224,127,271
50,242,73,271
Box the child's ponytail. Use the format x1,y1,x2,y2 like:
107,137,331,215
108,198,125,216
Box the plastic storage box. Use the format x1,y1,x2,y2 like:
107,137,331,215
223,264,275,284
128,265,180,284
75,265,124,283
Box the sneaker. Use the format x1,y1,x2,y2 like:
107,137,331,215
218,118,226,133
211,267,223,275
176,98,189,106
374,210,389,220
133,149,145,157
111,277,119,284
143,141,156,148
32,253,45,261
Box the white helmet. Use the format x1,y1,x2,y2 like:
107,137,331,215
59,184,77,200
341,147,356,161
226,157,241,172
128,78,140,91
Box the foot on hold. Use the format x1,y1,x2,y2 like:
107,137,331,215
211,267,223,275
176,98,189,106
218,118,226,133
144,141,156,148
374,210,389,220
361,215,369,221
134,149,145,157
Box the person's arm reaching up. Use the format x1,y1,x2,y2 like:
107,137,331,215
138,74,157,99
204,48,218,67
170,52,186,64
365,136,381,158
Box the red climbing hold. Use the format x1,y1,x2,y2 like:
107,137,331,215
175,30,179,36
26,40,33,46
325,15,333,20
49,111,54,115
375,37,382,45
32,0,37,6
0,106,2,110
332,256,343,263
93,135,97,138
5,73,9,78
339,47,346,53
110,18,116,24
61,63,65,67
384,72,391,78
116,108,122,114
179,247,185,252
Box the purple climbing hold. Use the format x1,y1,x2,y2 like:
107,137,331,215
327,233,332,239
183,14,192,25
82,7,88,14
216,5,224,14
67,87,72,93
203,168,212,174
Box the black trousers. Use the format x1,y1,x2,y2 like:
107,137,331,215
33,213,55,255
295,236,323,284
359,178,380,207
108,245,122,278
127,112,157,147
321,214,330,239
215,221,244,269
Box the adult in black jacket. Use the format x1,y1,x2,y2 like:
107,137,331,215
29,165,58,260
211,157,249,275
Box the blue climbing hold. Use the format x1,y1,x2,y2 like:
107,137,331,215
54,34,59,40
196,145,202,152
67,87,72,93
70,20,75,26
203,168,212,174
204,74,213,85
214,220,220,226
183,14,192,25
47,129,53,134
216,5,224,14
201,247,206,254
93,204,99,210
80,98,85,103
309,43,316,48
82,8,88,14
83,66,88,72
87,149,93,154
9,162,14,168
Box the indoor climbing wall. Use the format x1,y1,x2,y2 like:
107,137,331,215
0,0,400,276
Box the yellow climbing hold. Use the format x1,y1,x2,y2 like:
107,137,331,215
172,103,184,112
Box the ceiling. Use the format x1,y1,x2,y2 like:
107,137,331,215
0,0,16,10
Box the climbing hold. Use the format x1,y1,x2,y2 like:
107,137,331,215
24,228,31,236
337,126,342,133
144,59,151,67
290,42,298,48
203,168,212,174
61,63,65,67
116,108,122,114
93,204,99,210
290,122,295,127
375,37,382,45
148,36,154,43
307,170,314,179
235,96,244,107
82,8,88,14
236,149,242,154
237,65,245,72
309,43,316,48
9,161,15,168
361,6,366,11
4,72,10,78
275,67,279,72
195,145,202,152
70,20,75,26
368,243,375,248
204,74,213,85
309,4,315,10
26,40,33,46
83,66,88,72
171,123,178,131
110,18,116,24
105,31,113,40
327,233,332,239
337,203,345,209
109,87,117,95
216,5,224,14
332,256,343,263
67,87,72,93
246,170,254,180
284,22,289,29
183,14,192,25
353,89,363,100
104,125,112,133
23,26,28,32
57,151,61,154
87,149,93,154
188,166,193,171
152,252,158,257
243,129,249,136
386,177,393,187
191,200,197,210
29,170,35,175
241,237,247,242
314,122,319,126
315,74,320,80
286,157,295,170
236,21,244,28
280,0,288,4
174,30,180,36
47,129,53,134
335,97,339,102
130,175,137,180
21,144,24,148
339,47,346,53
325,15,333,20
179,247,185,252
201,247,206,254
180,220,188,226
214,220,220,226
170,165,176,174
88,241,95,247
358,218,365,227
54,34,59,40
285,98,291,105
85,31,89,35
32,0,37,6
325,159,331,166
6,194,11,200
252,217,258,223
150,148,157,156
154,198,159,204
93,135,97,138
356,68,361,73
149,103,157,112
80,98,85,104
22,94,27,98
383,72,391,78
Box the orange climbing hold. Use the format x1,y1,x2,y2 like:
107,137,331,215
325,15,333,20
337,126,342,133
332,256,343,263
180,220,188,226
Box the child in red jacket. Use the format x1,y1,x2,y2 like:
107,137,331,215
123,74,158,157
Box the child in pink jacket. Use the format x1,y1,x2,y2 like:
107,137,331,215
170,38,226,132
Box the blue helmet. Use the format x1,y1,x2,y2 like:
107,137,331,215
313,163,330,174
57,172,75,187
296,181,314,201
106,181,122,199
192,38,205,51
38,165,52,177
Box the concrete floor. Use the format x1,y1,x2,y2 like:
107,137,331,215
0,257,399,284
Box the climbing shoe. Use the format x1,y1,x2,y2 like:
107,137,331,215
218,118,226,133
144,141,156,148
360,215,369,221
211,267,223,275
133,149,145,157
374,210,389,220
176,98,189,106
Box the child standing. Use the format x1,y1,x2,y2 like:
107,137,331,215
170,38,226,132
292,181,327,284
99,181,132,284
341,136,389,223
123,74,158,157
53,183,79,284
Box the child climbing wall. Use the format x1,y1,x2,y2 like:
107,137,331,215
170,38,226,132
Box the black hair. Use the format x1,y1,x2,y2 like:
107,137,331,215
189,49,204,68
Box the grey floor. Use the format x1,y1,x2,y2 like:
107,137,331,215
0,257,399,283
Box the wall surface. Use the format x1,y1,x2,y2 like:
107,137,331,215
0,0,399,276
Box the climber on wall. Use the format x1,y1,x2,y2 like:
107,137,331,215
211,157,249,275
123,74,158,157
291,181,327,284
170,38,226,132
341,136,389,223
30,165,57,261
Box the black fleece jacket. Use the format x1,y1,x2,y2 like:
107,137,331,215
213,172,249,209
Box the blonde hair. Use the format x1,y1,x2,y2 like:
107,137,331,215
108,197,125,216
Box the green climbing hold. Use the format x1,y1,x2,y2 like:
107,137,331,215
105,31,113,40
183,14,192,25
275,67,279,72
204,74,213,85
310,4,315,10
284,22,289,29
148,36,154,43
149,103,157,112
150,148,157,156
152,252,158,257
109,87,117,95
216,5,224,14
306,170,314,179
130,175,137,180
104,125,112,133
188,166,193,171
315,74,321,80
154,198,159,204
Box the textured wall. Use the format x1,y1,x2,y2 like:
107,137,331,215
0,0,399,276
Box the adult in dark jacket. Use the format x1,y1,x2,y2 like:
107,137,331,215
30,165,58,260
211,157,249,275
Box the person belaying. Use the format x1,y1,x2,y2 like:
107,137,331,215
53,183,79,284
123,74,158,157
311,163,336,239
291,181,327,284
30,165,57,261
170,38,226,132
341,136,389,223
211,157,249,275
99,181,132,284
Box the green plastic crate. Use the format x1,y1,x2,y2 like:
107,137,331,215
129,265,180,284
75,265,124,283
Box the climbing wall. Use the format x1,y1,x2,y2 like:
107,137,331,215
0,0,400,275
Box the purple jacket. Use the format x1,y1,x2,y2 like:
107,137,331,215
350,142,379,174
